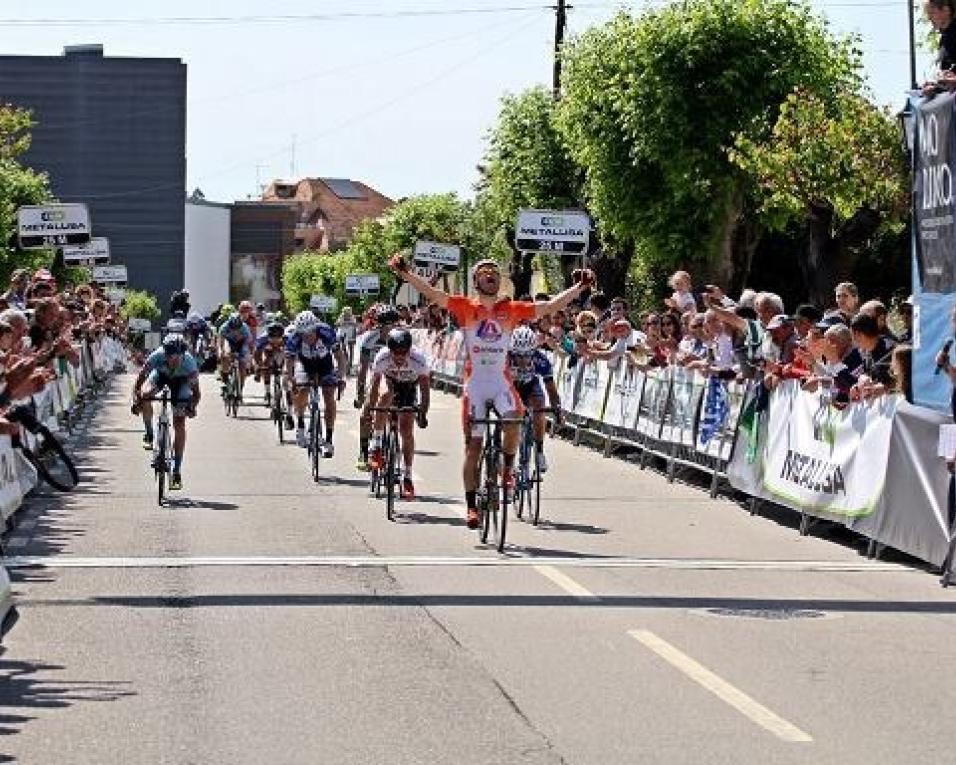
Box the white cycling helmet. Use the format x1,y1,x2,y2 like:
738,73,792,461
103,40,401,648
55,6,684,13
293,310,320,334
510,325,538,354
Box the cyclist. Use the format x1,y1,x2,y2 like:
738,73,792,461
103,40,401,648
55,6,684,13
170,288,191,318
183,311,211,358
217,313,253,399
132,334,201,491
285,310,347,452
237,299,259,339
364,327,430,499
353,305,400,470
508,325,561,474
389,255,592,529
253,321,287,405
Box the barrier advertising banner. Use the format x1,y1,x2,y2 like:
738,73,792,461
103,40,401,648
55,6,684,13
762,383,896,518
636,369,670,438
604,362,645,430
573,359,611,421
661,367,705,447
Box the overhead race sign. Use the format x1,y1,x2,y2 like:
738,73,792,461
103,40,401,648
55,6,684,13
515,209,590,255
62,237,111,266
18,203,92,249
127,317,151,332
413,241,461,272
92,264,128,284
345,273,380,296
309,294,338,312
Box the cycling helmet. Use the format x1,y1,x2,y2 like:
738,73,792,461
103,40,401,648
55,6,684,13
186,311,204,325
386,327,413,353
256,302,266,311
510,325,538,354
166,318,187,335
272,311,287,325
162,334,188,356
376,305,400,326
294,310,320,334
471,258,499,281
266,321,285,339
238,300,254,312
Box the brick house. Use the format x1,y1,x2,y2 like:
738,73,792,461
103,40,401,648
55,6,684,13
261,177,394,252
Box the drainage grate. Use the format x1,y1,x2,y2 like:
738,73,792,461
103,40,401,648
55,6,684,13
703,607,828,621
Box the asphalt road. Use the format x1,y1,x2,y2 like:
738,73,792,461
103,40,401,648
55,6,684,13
2,373,956,764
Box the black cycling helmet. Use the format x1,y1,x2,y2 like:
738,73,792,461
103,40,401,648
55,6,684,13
266,321,285,339
386,327,413,353
376,306,400,326
162,334,188,356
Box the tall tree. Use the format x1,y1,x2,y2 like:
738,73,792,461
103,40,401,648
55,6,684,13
0,105,54,283
478,87,583,295
730,89,908,303
556,0,860,296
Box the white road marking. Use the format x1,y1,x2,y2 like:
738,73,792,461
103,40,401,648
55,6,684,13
1,555,911,572
535,565,600,601
629,629,813,743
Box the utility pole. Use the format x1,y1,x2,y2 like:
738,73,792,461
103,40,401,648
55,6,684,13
907,0,918,90
553,0,569,100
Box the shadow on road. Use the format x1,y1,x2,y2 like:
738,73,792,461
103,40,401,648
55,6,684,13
163,498,240,512
533,520,609,535
396,512,467,528
0,650,135,738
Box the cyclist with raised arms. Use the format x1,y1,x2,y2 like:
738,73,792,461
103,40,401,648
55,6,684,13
508,325,562,474
217,313,253,399
132,334,201,491
353,305,400,470
364,327,430,499
286,310,347,452
253,320,287,405
389,254,592,529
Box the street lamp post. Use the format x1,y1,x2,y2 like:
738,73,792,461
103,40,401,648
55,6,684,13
909,0,919,90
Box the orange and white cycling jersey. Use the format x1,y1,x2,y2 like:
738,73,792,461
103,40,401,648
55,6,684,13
447,296,536,383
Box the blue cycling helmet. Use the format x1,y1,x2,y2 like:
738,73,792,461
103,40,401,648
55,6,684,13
225,314,243,330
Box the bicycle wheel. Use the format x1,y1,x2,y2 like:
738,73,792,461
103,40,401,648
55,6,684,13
515,427,531,520
385,427,398,521
273,379,285,443
230,370,241,417
531,444,542,526
496,456,509,553
19,423,79,493
155,424,167,506
480,437,498,545
310,400,321,482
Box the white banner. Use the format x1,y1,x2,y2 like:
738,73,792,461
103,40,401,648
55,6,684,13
93,264,128,284
63,236,110,265
515,209,590,255
18,203,91,249
573,359,612,421
345,273,380,295
604,362,645,430
413,241,461,271
762,382,897,518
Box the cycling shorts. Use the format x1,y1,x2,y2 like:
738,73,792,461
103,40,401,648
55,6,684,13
225,339,250,360
386,380,418,409
294,357,339,388
145,372,193,415
461,377,524,438
515,378,545,405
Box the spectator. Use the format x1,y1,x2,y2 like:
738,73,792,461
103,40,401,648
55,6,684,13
834,282,859,322
2,270,29,310
793,304,823,339
890,344,913,403
806,324,858,404
677,313,708,363
659,311,683,361
170,289,191,317
665,270,697,314
925,0,956,77
763,314,799,365
859,299,896,341
0,309,29,351
849,312,895,387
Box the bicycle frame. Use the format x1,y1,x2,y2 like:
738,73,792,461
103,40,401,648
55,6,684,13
471,404,523,552
368,405,418,520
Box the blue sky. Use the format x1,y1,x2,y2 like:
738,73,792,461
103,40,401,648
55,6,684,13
0,0,933,203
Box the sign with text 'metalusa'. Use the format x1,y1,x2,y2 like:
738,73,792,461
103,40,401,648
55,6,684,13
914,92,956,293
515,209,590,255
17,203,91,249
413,241,461,272
62,237,111,266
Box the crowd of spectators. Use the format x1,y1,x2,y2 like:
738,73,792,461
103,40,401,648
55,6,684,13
0,267,126,434
410,268,913,408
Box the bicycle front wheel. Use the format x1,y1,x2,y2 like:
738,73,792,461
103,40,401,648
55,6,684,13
310,404,321,482
20,424,80,493
385,428,398,522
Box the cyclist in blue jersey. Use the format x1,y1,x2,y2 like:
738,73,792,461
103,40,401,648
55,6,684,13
217,313,253,399
285,310,347,452
132,335,201,490
508,326,561,474
253,321,286,405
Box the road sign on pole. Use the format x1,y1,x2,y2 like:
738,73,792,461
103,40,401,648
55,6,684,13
413,241,461,272
309,294,338,313
515,209,590,256
17,203,92,249
345,273,381,297
92,264,128,285
63,236,111,266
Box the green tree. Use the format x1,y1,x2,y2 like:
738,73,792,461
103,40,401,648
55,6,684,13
0,104,55,284
477,87,583,294
730,88,908,302
556,1,861,296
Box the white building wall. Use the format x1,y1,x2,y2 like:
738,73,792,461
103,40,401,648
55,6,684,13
185,201,231,316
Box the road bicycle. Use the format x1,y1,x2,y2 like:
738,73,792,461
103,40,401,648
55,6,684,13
472,404,523,553
142,390,192,506
269,360,287,443
368,404,418,521
515,407,555,526
8,404,79,492
221,356,242,418
306,382,324,483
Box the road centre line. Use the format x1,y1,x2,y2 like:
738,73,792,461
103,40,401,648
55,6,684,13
629,629,813,743
534,565,600,601
1,555,912,572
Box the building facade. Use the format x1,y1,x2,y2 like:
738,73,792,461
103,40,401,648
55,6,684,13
0,45,187,308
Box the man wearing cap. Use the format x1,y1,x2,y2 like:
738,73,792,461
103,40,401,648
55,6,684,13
762,314,800,390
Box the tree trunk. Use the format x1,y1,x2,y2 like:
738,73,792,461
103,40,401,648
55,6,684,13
508,249,535,298
802,204,836,306
588,243,633,298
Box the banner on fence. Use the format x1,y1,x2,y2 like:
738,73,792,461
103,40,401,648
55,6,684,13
636,369,670,439
573,359,612,421
761,382,896,518
604,362,645,431
661,367,705,447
